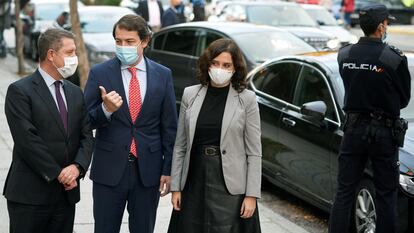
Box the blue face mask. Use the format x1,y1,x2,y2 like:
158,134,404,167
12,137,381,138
381,30,388,42
116,45,140,65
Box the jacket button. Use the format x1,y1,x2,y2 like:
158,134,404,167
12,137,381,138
222,150,226,155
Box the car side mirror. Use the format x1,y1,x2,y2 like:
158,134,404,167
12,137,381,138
300,101,327,123
316,20,325,26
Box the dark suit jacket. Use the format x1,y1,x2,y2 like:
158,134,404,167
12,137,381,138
162,6,186,28
84,57,177,187
3,70,93,205
135,0,164,24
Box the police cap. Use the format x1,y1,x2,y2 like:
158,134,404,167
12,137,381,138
359,4,396,27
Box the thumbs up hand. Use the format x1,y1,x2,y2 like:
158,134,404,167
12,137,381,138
99,86,123,113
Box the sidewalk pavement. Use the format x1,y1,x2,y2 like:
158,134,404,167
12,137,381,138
0,55,310,233
388,25,414,36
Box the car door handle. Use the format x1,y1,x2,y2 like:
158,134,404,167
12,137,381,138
282,117,296,127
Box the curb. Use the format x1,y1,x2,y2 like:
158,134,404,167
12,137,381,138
388,27,414,36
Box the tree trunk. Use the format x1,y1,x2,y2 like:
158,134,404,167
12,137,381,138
69,0,89,90
14,0,25,75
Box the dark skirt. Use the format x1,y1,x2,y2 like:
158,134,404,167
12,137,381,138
168,149,261,233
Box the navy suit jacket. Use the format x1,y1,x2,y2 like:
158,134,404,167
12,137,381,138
84,57,177,187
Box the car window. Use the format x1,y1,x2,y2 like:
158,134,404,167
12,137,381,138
293,66,337,121
164,30,197,56
247,5,317,27
252,62,301,103
196,31,224,56
153,33,166,50
206,32,223,47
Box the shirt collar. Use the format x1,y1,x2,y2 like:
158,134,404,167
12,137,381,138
121,57,146,72
358,36,383,44
38,66,63,87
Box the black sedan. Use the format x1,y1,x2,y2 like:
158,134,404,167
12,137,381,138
247,51,414,233
145,21,316,105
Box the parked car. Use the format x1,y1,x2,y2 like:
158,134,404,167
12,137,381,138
78,6,136,66
302,4,358,46
213,1,340,50
332,0,414,26
247,51,414,233
145,21,317,104
21,0,84,61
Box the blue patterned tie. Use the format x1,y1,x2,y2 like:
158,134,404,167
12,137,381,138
54,81,68,132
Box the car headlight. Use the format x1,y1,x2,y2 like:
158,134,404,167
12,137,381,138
400,172,414,196
327,38,340,49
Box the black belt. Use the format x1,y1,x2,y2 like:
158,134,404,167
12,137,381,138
193,145,221,156
128,153,137,162
347,112,395,128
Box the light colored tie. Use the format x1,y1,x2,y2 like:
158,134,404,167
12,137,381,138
127,67,142,157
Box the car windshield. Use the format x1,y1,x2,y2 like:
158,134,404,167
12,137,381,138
305,8,338,26
232,31,316,63
80,9,133,33
247,5,317,27
36,3,68,21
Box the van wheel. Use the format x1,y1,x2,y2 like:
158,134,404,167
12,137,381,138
353,179,376,233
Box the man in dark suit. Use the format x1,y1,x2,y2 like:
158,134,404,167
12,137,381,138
135,0,164,32
84,14,177,233
162,0,186,28
3,28,93,233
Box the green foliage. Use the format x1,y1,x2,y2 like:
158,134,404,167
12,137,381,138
93,0,122,6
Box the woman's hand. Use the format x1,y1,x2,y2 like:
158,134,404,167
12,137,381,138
171,191,182,211
240,196,256,218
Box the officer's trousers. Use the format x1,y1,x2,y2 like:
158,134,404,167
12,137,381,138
329,121,399,233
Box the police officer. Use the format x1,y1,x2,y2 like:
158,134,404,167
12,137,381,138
329,4,411,233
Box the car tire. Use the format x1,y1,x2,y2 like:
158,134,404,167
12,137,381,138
352,179,376,233
31,38,38,61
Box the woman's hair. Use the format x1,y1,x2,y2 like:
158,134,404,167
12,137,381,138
197,38,247,92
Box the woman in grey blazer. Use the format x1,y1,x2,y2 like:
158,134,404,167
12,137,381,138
168,39,262,233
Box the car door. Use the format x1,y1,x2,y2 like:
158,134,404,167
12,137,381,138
146,28,200,103
250,61,302,188
278,63,340,207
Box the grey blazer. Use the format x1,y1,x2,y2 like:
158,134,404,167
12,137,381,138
170,84,262,198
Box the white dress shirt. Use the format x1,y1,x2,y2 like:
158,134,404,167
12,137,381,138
38,66,67,110
103,58,148,119
148,0,161,27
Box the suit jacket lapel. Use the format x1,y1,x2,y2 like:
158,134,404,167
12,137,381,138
107,58,132,124
135,57,156,124
32,70,67,137
220,86,239,144
188,86,207,148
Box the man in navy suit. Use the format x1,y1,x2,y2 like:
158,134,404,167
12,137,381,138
84,14,177,233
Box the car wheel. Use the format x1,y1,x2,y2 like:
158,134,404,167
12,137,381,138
353,179,376,233
31,38,38,61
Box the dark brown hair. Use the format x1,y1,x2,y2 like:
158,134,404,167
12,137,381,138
38,28,75,62
112,14,152,41
197,38,247,92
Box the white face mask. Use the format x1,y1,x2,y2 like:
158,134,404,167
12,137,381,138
53,55,78,79
208,67,234,86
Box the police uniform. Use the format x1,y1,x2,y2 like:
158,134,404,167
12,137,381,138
329,4,411,233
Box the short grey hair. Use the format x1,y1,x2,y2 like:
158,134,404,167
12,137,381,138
38,28,75,61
